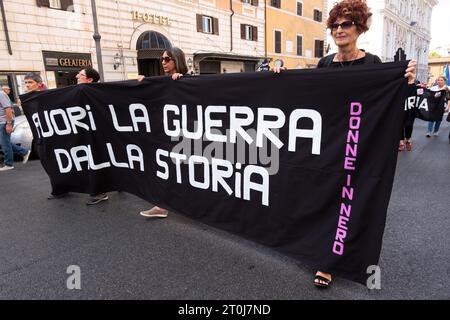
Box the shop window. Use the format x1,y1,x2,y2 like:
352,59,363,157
244,62,256,72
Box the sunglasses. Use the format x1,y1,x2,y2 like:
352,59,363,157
160,56,172,63
330,21,355,31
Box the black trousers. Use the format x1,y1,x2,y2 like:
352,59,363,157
400,123,414,140
400,111,415,140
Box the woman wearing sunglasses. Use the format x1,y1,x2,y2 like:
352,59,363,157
138,47,189,218
275,0,417,289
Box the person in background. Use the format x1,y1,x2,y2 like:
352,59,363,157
138,47,188,219
426,76,448,137
76,68,110,205
274,0,416,289
46,68,109,205
0,84,31,171
24,73,45,93
2,85,12,100
399,80,421,151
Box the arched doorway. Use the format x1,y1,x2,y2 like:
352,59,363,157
136,31,172,77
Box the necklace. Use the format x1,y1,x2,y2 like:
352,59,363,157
338,49,360,67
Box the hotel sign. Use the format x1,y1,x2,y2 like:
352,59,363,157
131,11,170,25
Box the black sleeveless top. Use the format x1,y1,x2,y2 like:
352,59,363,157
317,52,382,69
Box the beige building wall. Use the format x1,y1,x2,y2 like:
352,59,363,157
100,0,265,79
266,0,327,69
0,0,265,92
0,0,96,92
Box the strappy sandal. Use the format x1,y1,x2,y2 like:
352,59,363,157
398,140,405,151
405,140,412,151
314,275,332,289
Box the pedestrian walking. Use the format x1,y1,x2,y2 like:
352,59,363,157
426,76,448,137
399,82,420,151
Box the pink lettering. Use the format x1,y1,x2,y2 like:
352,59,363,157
338,215,349,230
347,129,359,144
340,203,351,218
350,102,362,115
345,143,358,158
333,241,344,255
336,228,347,242
332,102,362,256
349,116,360,130
344,157,356,170
342,186,354,201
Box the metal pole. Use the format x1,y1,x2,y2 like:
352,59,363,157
0,0,12,55
90,0,105,82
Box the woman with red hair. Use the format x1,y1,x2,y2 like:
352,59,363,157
275,0,417,289
317,0,416,289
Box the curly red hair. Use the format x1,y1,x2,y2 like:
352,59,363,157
327,0,372,34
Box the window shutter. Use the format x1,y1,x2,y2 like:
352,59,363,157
241,24,245,39
275,31,281,53
314,40,324,58
213,17,219,35
252,0,259,6
196,14,203,32
319,11,322,22
60,0,74,11
297,36,302,56
252,26,258,42
36,0,50,7
271,0,280,8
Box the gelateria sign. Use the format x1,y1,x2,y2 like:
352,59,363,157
131,11,170,25
42,51,93,71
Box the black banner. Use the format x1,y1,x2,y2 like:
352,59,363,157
406,87,447,121
21,62,410,285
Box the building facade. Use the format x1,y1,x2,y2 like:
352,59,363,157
265,0,327,69
325,0,437,82
0,0,266,100
0,0,96,100
428,57,450,86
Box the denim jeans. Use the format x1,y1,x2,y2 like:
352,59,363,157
0,123,29,166
428,121,441,133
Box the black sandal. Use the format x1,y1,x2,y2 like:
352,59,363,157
314,275,332,289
